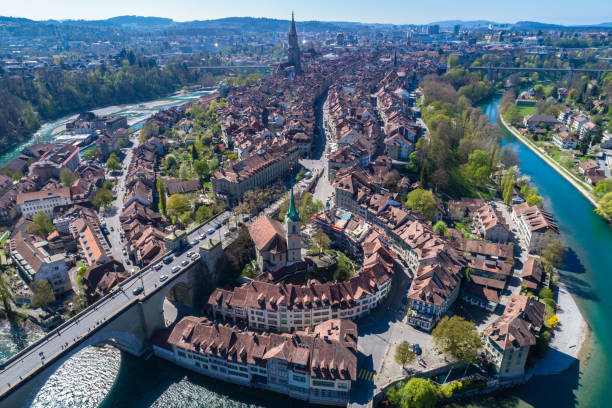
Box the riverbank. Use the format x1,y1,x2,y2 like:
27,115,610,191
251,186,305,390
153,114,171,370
530,281,589,377
498,114,599,208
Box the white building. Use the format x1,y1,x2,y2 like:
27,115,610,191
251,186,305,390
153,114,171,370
511,203,559,254
17,187,72,217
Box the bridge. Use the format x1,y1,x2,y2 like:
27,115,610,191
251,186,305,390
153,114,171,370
189,65,271,71
470,65,612,85
0,212,230,408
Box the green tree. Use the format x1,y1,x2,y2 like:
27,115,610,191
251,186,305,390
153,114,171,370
157,178,167,215
310,230,331,255
0,269,12,315
462,150,493,188
105,152,121,171
93,188,113,209
394,342,417,369
593,179,612,200
541,239,566,269
298,193,325,225
167,194,190,220
596,192,612,220
526,194,543,208
501,167,516,205
82,148,99,161
191,144,199,161
193,160,210,179
60,168,76,187
31,279,55,308
433,220,449,237
26,211,55,237
432,316,482,363
405,189,437,222
333,252,354,282
387,378,438,408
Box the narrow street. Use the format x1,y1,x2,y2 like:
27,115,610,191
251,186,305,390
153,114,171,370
104,133,139,272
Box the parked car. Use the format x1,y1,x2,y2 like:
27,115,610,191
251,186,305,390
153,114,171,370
223,231,230,238
187,251,195,257
207,228,215,235
159,274,168,282
132,286,144,296
181,259,189,266
154,264,163,271
163,255,174,264
215,223,222,230
171,266,180,274
190,238,199,246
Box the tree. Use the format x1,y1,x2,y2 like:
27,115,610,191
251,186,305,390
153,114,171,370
310,230,331,255
157,178,167,215
0,269,12,315
298,193,325,225
167,194,190,220
541,239,566,269
432,316,481,363
82,148,99,161
501,167,516,205
105,152,121,171
193,160,210,179
383,170,400,192
596,192,612,220
387,378,438,408
31,279,55,308
526,194,543,208
405,189,437,222
548,314,559,329
26,211,55,237
191,144,199,161
499,146,519,168
394,342,416,369
462,150,493,188
333,252,354,282
593,179,612,200
60,168,76,187
433,220,448,237
93,188,113,209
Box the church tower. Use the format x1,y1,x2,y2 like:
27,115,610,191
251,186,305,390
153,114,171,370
285,186,302,263
287,12,302,74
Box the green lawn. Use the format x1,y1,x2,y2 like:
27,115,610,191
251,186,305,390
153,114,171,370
516,106,536,117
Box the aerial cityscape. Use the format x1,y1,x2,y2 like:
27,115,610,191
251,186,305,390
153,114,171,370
0,1,612,407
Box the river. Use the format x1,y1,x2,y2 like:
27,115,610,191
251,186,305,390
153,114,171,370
2,94,612,407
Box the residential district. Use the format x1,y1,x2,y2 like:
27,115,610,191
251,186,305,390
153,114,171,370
0,13,606,408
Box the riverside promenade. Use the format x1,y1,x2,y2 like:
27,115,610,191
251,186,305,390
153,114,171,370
498,114,599,208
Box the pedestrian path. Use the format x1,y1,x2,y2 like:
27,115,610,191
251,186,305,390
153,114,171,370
357,369,375,383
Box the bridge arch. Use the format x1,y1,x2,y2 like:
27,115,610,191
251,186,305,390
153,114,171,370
154,271,193,328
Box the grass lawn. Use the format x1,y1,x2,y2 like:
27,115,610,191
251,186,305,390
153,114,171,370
517,105,536,117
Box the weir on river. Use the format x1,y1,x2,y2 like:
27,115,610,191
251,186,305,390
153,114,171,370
1,94,611,407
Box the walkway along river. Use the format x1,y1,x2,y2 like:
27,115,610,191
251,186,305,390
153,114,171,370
2,94,612,407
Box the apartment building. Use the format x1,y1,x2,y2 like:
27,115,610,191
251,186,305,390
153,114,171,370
153,317,357,406
17,187,72,217
9,231,71,295
212,142,300,205
512,203,559,253
484,294,545,378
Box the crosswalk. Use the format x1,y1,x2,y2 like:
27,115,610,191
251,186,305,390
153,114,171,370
357,369,375,382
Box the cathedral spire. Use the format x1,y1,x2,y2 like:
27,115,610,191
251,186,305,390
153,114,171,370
290,11,297,36
286,186,301,222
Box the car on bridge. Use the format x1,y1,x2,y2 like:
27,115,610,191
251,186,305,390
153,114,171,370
163,255,174,264
154,263,163,271
206,228,215,235
132,286,144,296
190,238,199,246
159,274,168,282
181,259,189,266
171,266,180,274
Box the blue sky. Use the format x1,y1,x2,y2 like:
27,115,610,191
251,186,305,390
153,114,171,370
3,0,612,25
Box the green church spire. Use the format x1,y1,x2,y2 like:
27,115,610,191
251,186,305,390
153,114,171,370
286,186,301,222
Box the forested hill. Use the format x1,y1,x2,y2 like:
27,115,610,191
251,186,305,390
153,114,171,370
0,55,205,155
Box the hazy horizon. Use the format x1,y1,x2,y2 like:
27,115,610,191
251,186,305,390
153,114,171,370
3,0,612,26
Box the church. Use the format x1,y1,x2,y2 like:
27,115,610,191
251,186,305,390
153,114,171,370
248,187,302,273
277,12,302,74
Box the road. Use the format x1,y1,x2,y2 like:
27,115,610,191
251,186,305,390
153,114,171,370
0,211,231,399
104,134,139,269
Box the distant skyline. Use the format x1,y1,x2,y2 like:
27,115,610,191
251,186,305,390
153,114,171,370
3,0,612,26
